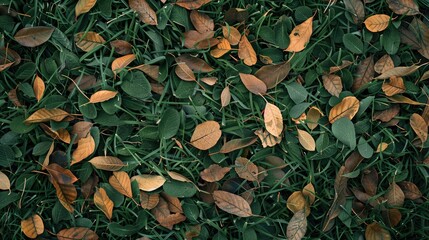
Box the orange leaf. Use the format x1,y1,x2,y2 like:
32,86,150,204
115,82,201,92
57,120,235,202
190,10,214,33
94,187,114,220
131,174,166,191
222,26,241,45
410,113,428,143
175,0,211,10
287,191,310,216
238,35,257,66
50,176,77,213
213,190,252,217
364,14,391,32
74,32,106,52
200,77,218,86
21,214,44,238
45,163,79,185
167,171,192,183
200,164,231,182
210,38,231,58
33,75,45,102
25,108,70,124
285,15,314,52
322,74,342,97
112,54,136,76
239,73,267,95
264,102,283,137
71,121,93,143
328,96,360,123
109,171,133,198
190,121,222,150
89,90,118,103
57,227,99,240
302,183,316,205
75,0,97,18
382,76,406,96
129,0,158,25
71,134,95,165
140,192,160,209
89,156,126,171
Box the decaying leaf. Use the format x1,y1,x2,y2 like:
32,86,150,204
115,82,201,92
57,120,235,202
297,129,316,151
220,86,231,108
33,75,45,102
254,129,282,148
410,113,428,143
322,74,342,97
373,104,400,122
386,0,419,15
14,27,54,47
89,156,126,171
361,168,378,196
364,14,391,32
287,210,307,240
109,171,132,198
375,142,389,152
132,174,166,191
200,164,231,182
385,182,405,207
94,187,114,219
387,95,425,105
75,0,97,18
81,175,99,199
183,30,217,49
238,35,257,66
176,54,214,73
213,190,253,217
71,121,93,143
89,90,118,103
375,64,425,79
57,227,99,240
365,222,391,240
264,102,283,137
285,15,314,52
344,0,365,23
190,121,222,150
75,32,106,52
140,192,160,210
130,64,159,80
161,193,183,213
397,181,422,200
383,208,402,227
110,40,133,55
255,61,291,89
71,134,95,165
328,96,360,123
175,62,196,81
374,54,395,74
25,108,70,124
151,196,186,230
239,73,267,95
45,163,78,185
21,214,44,239
210,38,231,58
129,0,158,25
219,137,257,153
50,172,77,213
235,157,258,182
382,76,406,96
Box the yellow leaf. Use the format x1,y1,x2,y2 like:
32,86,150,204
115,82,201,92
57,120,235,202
21,214,44,239
322,74,342,97
33,75,45,102
213,190,252,217
0,171,10,190
210,38,231,58
89,156,126,171
365,222,391,240
74,31,106,52
222,26,241,45
190,121,222,150
129,0,158,25
71,134,95,165
410,113,428,143
94,187,114,220
25,108,70,124
375,142,389,152
89,90,118,103
364,14,391,32
109,171,132,198
297,129,316,151
112,54,136,76
264,102,283,137
238,35,257,66
285,15,314,52
75,0,97,18
239,73,267,95
131,174,166,191
382,76,406,96
328,96,360,123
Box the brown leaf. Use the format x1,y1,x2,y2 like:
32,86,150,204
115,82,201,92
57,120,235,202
287,191,310,216
167,171,192,183
161,193,183,213
220,86,231,108
14,27,54,47
130,64,159,81
75,32,106,52
57,227,99,240
420,69,429,81
255,61,291,89
302,183,316,205
151,197,184,230
322,166,348,231
129,0,157,25
254,129,282,148
190,10,214,33
45,163,78,185
222,26,241,45
89,156,126,171
382,76,406,96
374,54,395,74
210,38,231,58
287,210,307,240
328,96,360,123
375,64,425,79
67,75,98,92
71,121,93,143
109,171,132,198
0,62,13,72
387,95,425,105
158,213,187,230
344,0,365,23
200,182,218,203
285,15,314,52
89,90,118,103
33,75,45,102
361,168,378,196
365,222,391,240
364,14,391,32
219,137,257,153
409,18,429,59
385,182,405,207
264,102,283,137
410,113,428,143
372,104,400,122
239,73,267,95
75,0,97,18
265,156,288,169
353,56,374,91
50,176,77,213
176,54,214,73
94,187,114,219
110,40,133,55
183,30,216,49
386,0,419,15
397,181,422,200
175,62,196,81
382,208,402,227
140,192,160,210
238,35,257,66
190,121,222,150
322,74,342,97
40,124,71,144
329,60,353,74
81,175,99,199
306,106,323,130
185,225,202,240
200,164,231,182
21,214,44,239
200,76,217,86
8,88,22,107
112,54,136,76
235,157,258,182
25,108,70,124
175,0,211,10
0,171,10,191
213,190,252,217
131,174,166,191
71,134,95,165
297,129,315,151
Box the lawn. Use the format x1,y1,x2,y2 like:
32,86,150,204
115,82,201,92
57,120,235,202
1,0,429,239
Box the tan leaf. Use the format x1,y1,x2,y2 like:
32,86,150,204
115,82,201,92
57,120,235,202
353,56,374,91
385,182,405,207
375,142,389,152
361,168,378,196
89,90,118,103
219,137,257,153
71,121,93,143
322,74,342,97
235,157,258,182
109,171,132,198
239,73,267,95
158,213,187,230
89,156,126,171
140,192,160,210
190,10,213,33
129,0,157,25
365,222,391,240
200,77,217,85
364,14,391,32
372,104,400,122
287,210,307,240
75,32,106,52
131,174,166,191
306,106,323,130
397,181,422,200
238,35,257,66
220,86,231,108
33,75,45,102
161,193,183,213
255,61,291,89
8,88,22,107
292,113,307,124
14,27,54,47
175,0,211,10
190,121,222,150
254,129,282,148
302,183,316,205
200,164,230,182
285,15,314,52
151,197,186,230
423,99,429,125
287,191,310,216
175,62,196,81
57,227,99,240
0,171,10,190
94,188,114,220
167,171,192,183
410,113,428,143
45,163,79,185
264,102,283,137
382,208,402,227
374,54,395,74
130,64,159,80
183,30,216,49
71,134,95,165
110,40,133,55
386,0,419,15
329,60,353,74
344,0,365,23
328,96,360,123
112,54,136,76
75,0,97,17
210,38,231,58
176,54,214,73
375,64,426,79
420,69,429,81
387,95,425,105
322,166,348,231
213,190,252,217
67,75,97,92
382,76,406,96
21,214,44,239
40,124,71,144
297,129,315,151
25,108,70,124
222,26,241,45
42,141,54,168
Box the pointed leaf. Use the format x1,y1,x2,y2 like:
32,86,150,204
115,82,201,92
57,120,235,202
220,86,231,108
306,106,323,130
176,54,214,73
353,56,374,92
190,121,222,150
287,210,307,240
302,183,316,205
397,181,422,200
374,54,395,74
386,0,419,15
285,15,314,52
213,190,252,217
110,40,133,55
222,26,241,45
190,10,213,33
210,38,231,58
112,54,136,76
322,74,342,97
287,191,310,215
74,32,106,52
375,64,425,79
89,90,118,103
45,163,78,185
235,157,258,182
75,0,97,18
255,61,291,89
33,75,45,102
332,117,356,149
238,35,257,66
109,171,132,198
71,134,95,165
297,129,316,151
410,113,428,143
25,108,70,124
200,164,230,182
14,27,54,47
344,0,365,23
94,187,114,219
175,62,196,81
129,0,158,25
21,214,44,239
239,73,267,95
89,156,126,171
57,227,99,240
365,222,391,240
328,96,360,123
131,174,166,191
385,182,405,207
140,192,159,209
219,137,257,153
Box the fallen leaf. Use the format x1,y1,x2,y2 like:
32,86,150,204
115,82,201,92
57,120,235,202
25,108,70,124
75,31,106,52
201,77,217,85
21,214,44,239
200,164,231,182
219,137,257,153
385,182,405,207
50,175,77,213
254,129,282,148
57,227,99,240
255,61,291,89
0,62,13,72
109,171,132,198
220,86,231,108
210,38,231,58
264,102,283,137
68,75,98,92
130,64,159,80
89,156,126,171
344,0,365,23
239,73,267,95
151,196,186,230
382,208,402,227
361,168,378,196
190,121,222,150
222,25,241,45
365,222,391,240
306,106,323,130
297,129,316,151
140,192,160,210
33,75,45,102
364,14,391,32
374,64,425,79
410,113,428,143
190,10,214,33
75,0,97,18
94,187,114,219
322,74,342,97
328,96,360,123
131,174,166,191
158,213,187,230
110,40,133,55
285,15,314,52
397,181,422,200
213,190,252,217
175,62,196,81
382,76,406,96
420,69,429,81
161,193,183,213
45,163,78,185
14,27,54,47
81,175,99,199
235,157,258,182
175,0,211,10
373,105,400,122
129,0,158,25
0,171,10,190
302,183,316,205
329,60,353,74
375,142,389,152
176,54,214,73
8,88,22,107
387,95,425,105
71,121,93,143
183,30,216,49
374,54,395,74
71,134,95,165
89,90,118,104
409,18,429,59
353,56,374,91
287,191,310,216
238,35,257,66
322,166,348,231
112,54,136,77
386,0,419,15
287,210,307,240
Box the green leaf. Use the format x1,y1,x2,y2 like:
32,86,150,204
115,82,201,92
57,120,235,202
0,192,19,210
159,108,180,139
121,72,152,99
100,183,124,207
286,82,308,104
163,180,197,198
0,144,14,167
383,27,400,55
10,115,36,134
358,137,374,159
332,117,356,150
259,26,276,44
274,15,290,49
343,33,363,54
289,102,311,118
78,93,97,119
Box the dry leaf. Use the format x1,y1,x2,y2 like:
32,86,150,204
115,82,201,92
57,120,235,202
373,104,400,122
176,54,214,73
385,182,405,207
365,222,391,240
175,62,196,81
42,144,54,171
344,0,365,23
25,108,70,124
0,62,13,72
110,40,133,55
353,56,374,91
375,142,389,152
50,175,77,213
75,0,97,18
264,102,283,137
131,174,166,191
68,75,97,92
361,168,378,196
201,77,217,85
130,64,159,80
175,0,211,10
374,54,395,74
287,210,307,240
302,183,316,205
200,164,230,182
75,32,106,52
81,175,99,199
254,129,282,148
255,61,291,89
375,64,425,79
306,106,323,130
409,18,429,60
239,73,267,95
322,74,342,97
297,129,316,151
71,134,95,165
151,197,186,230
21,214,44,239
387,95,425,105
14,27,54,47
322,166,348,231
383,208,402,227
382,76,406,96
219,137,257,153
140,192,160,209
89,90,118,103
112,54,136,76
129,0,158,25
222,26,241,45
183,30,216,49
213,190,252,217
94,187,114,220
397,181,422,200
210,38,231,58
220,86,231,108
410,113,428,143
235,157,258,182
167,171,192,183
109,171,133,198
57,227,99,240
89,156,126,171
161,193,183,213
33,75,45,102
364,14,391,32
329,60,353,74
386,0,419,15
0,171,10,191
285,15,314,52
8,88,22,107
71,121,93,143
328,96,360,123
40,124,71,144
190,10,214,33
287,191,310,216
45,163,78,185
190,120,222,150
238,35,257,66
420,69,429,81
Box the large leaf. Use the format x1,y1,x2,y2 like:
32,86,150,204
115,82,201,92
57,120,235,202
109,171,132,198
14,27,54,47
75,0,97,17
57,227,99,240
89,156,126,171
190,121,222,150
287,210,307,240
94,187,114,219
129,0,157,25
285,15,314,52
328,96,360,123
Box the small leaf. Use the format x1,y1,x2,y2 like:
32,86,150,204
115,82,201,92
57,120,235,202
75,0,97,18
238,35,257,66
140,192,159,210
71,121,93,143
129,0,158,25
33,75,45,102
385,182,405,207
190,10,214,33
109,171,132,198
0,171,10,190
386,0,419,15
213,190,252,217
332,118,356,150
382,76,406,96
183,30,217,49
287,191,310,216
161,193,183,213
14,27,54,47
175,0,211,10
222,25,241,45
131,174,166,191
81,175,99,199
374,54,395,74
383,208,402,227
235,157,258,182
75,32,106,52
239,73,267,95
344,0,365,23
200,164,231,182
387,95,425,105
329,60,353,74
112,54,136,76
129,64,159,80
190,121,222,150
220,86,231,108
373,104,400,122
375,64,425,79
175,62,196,81
50,177,76,213
94,188,114,219
287,210,307,240
167,171,192,183
57,227,99,240
306,106,323,130
254,129,282,148
89,156,126,171
89,90,118,103
410,113,428,143
361,168,378,196
255,61,291,89
322,74,342,97
297,129,316,151
110,40,133,55
328,96,360,123
285,15,314,52
264,102,283,137
210,38,231,58
302,183,316,205
364,14,391,32
71,134,95,165
365,222,391,240
219,137,257,153
21,214,44,239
